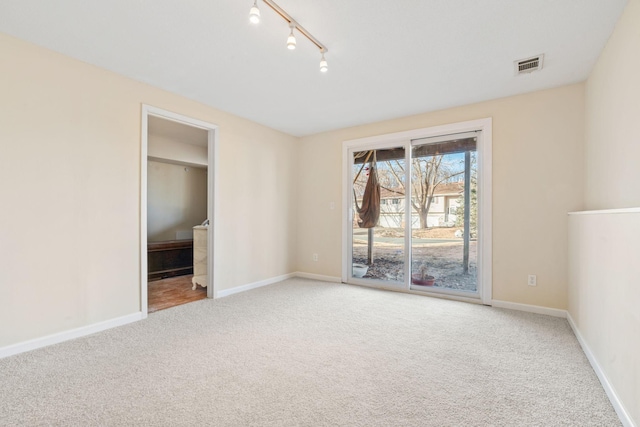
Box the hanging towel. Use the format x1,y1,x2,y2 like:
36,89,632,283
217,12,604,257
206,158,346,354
355,154,380,228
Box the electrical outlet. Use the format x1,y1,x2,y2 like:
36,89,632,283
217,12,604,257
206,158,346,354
528,275,537,286
329,202,335,210
313,253,318,262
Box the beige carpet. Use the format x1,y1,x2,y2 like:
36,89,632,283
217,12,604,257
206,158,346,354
0,279,620,426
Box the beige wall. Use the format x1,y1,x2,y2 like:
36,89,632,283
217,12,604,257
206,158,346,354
569,1,640,425
297,84,585,309
0,33,298,347
584,0,640,210
147,161,207,241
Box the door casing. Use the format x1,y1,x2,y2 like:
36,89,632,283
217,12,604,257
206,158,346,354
140,105,219,318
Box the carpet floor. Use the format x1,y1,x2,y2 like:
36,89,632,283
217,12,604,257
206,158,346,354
0,279,620,426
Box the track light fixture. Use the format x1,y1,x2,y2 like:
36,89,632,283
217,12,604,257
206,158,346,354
287,24,296,50
249,0,328,72
319,51,328,73
249,0,260,24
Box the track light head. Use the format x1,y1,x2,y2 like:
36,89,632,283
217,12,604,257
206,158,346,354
249,1,260,24
319,52,328,73
287,25,296,50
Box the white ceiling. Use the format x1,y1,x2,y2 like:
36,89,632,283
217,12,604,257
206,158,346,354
0,1,627,137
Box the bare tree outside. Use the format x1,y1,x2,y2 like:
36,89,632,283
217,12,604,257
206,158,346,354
385,156,464,228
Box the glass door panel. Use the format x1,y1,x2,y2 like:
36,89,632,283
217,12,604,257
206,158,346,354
351,147,406,285
409,134,478,295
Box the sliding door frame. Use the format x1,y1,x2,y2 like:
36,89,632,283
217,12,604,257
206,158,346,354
342,118,492,305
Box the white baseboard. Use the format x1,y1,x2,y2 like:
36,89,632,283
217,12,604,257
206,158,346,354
0,312,143,359
1,273,309,357
295,272,342,283
214,272,342,299
566,313,635,427
491,299,567,318
215,273,296,298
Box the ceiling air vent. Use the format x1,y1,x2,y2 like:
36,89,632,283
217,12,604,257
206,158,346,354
515,54,544,75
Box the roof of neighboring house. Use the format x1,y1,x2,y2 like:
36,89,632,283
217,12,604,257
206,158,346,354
378,182,464,199
430,182,465,196
380,187,405,199
353,181,464,199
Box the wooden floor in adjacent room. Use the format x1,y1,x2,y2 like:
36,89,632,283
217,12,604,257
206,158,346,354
148,275,207,313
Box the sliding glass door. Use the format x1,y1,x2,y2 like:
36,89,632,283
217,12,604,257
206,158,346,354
345,125,488,302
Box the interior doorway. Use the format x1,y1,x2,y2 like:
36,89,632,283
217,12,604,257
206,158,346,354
140,106,218,317
343,119,492,304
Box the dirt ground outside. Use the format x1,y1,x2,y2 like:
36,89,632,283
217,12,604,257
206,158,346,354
376,227,461,239
352,227,477,292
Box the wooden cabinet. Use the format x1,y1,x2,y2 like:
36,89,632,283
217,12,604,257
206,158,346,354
147,240,193,281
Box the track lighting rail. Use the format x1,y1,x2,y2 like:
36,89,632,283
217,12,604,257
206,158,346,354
249,0,329,72
262,0,328,53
